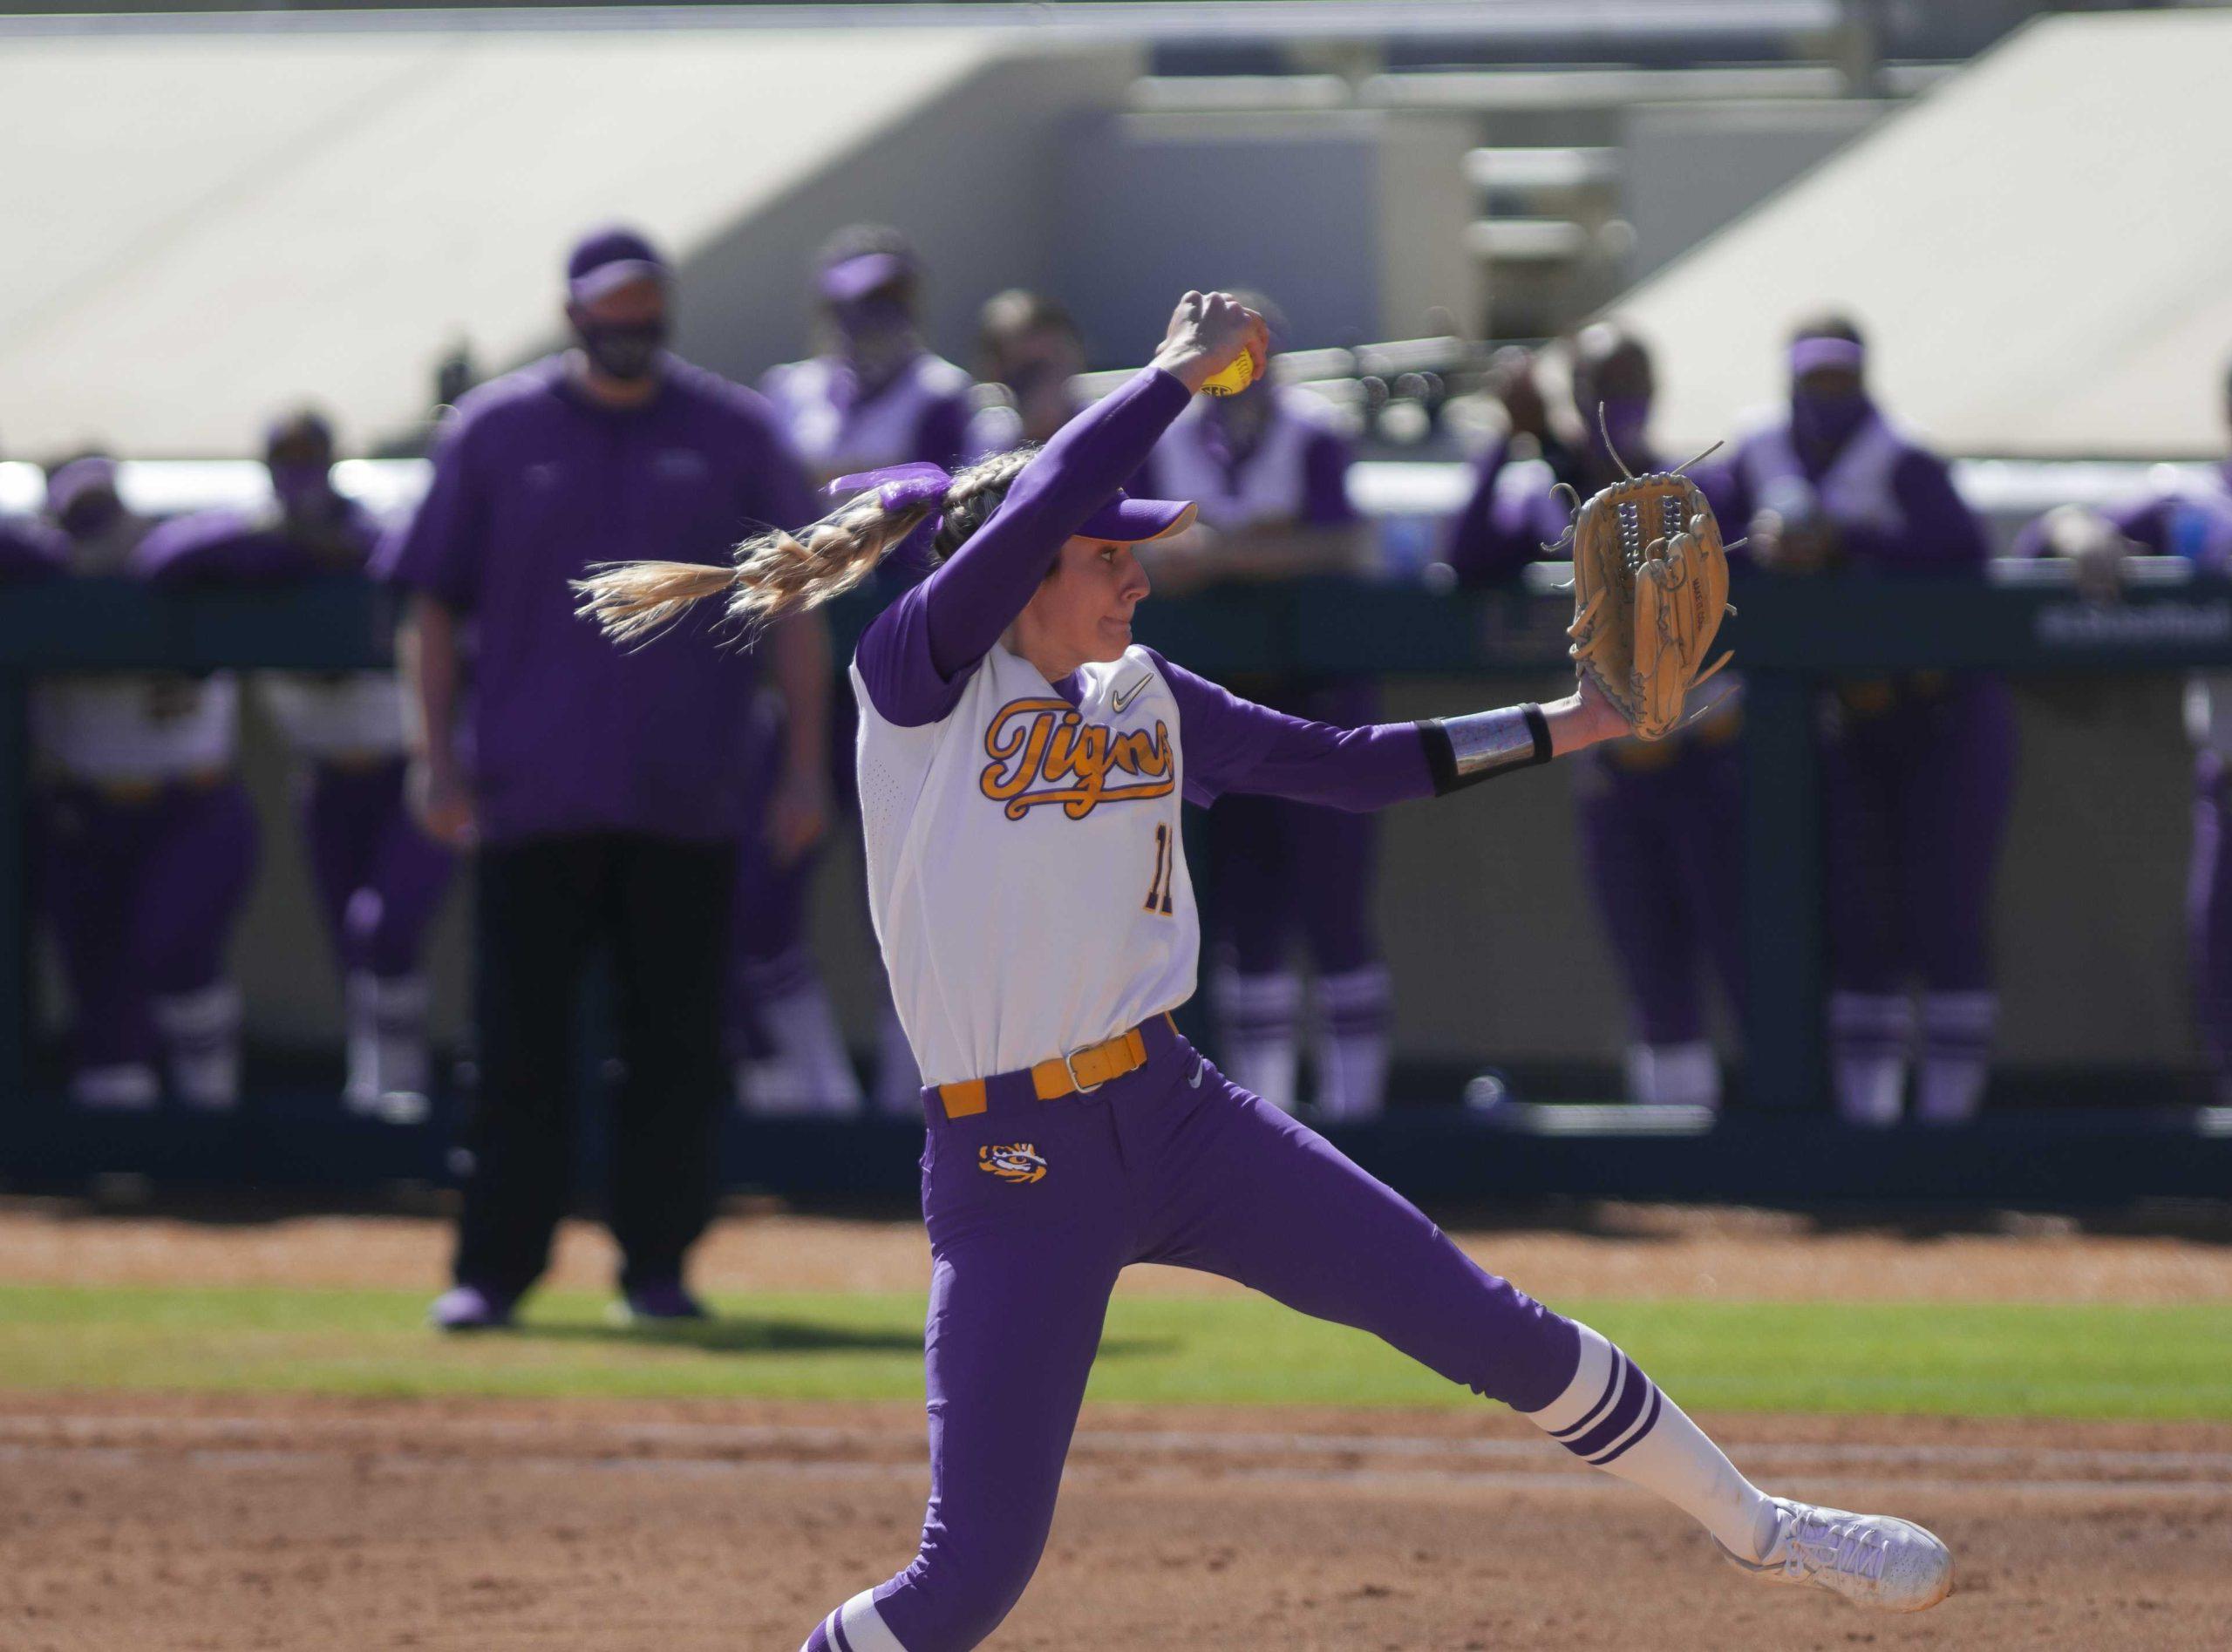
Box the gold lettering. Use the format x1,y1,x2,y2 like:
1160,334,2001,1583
976,699,1178,820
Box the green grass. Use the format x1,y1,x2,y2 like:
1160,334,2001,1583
0,1286,2223,1418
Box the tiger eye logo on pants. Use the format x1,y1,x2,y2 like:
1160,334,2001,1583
978,1143,1048,1184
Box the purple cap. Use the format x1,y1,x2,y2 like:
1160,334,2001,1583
819,250,912,304
567,225,670,303
1077,491,1196,544
44,456,118,518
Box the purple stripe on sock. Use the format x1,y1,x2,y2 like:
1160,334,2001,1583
1589,1384,1662,1466
1563,1356,1651,1460
827,1609,853,1652
1550,1351,1623,1441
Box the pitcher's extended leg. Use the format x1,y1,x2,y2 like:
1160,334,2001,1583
1147,1067,1751,1542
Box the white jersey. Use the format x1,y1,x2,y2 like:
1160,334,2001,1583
258,671,409,761
1148,388,1348,530
762,351,973,481
1734,408,1909,536
853,641,1194,1086
37,673,240,784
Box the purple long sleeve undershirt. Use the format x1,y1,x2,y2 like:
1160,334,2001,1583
854,365,1440,813
1139,649,1432,812
855,365,1193,726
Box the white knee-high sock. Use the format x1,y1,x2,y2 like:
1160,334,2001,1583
1217,968,1303,1112
738,976,864,1117
806,1587,905,1652
1310,963,1391,1120
1829,990,1913,1126
1916,989,1995,1125
1624,1040,1721,1109
153,982,242,1112
1522,1322,1774,1561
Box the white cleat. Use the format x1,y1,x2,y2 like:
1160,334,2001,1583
1718,1496,1954,1614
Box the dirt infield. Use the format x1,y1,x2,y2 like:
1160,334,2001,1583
3,1200,2228,1649
3,1394,2227,1650
8,1195,2231,1301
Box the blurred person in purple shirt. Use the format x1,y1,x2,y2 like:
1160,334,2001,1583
746,226,976,1119
1133,294,1384,1118
36,454,259,1112
1693,316,2015,1127
136,410,455,1124
1439,326,1745,1110
963,289,1091,462
2015,360,2232,1095
0,510,64,581
377,227,828,1330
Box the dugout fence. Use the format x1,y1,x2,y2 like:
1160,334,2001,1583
1,560,2228,1207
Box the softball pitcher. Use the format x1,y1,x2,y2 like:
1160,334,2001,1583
580,293,1952,1649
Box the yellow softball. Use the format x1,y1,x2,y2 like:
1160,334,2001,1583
1203,352,1256,398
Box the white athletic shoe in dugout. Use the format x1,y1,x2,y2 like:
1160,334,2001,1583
1716,1497,1953,1613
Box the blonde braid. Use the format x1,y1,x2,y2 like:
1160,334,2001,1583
929,446,1035,560
575,445,1042,648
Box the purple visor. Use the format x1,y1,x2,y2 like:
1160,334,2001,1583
819,250,912,303
828,462,1195,543
1077,491,1197,544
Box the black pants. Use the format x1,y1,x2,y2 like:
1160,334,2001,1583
454,833,736,1295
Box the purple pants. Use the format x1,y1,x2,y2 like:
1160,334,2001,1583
1205,676,1382,977
42,778,259,1069
1822,677,2018,994
2189,751,2232,1068
301,758,455,979
1574,731,1746,1044
842,1020,1579,1651
728,693,848,1051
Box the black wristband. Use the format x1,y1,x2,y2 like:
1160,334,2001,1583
1419,704,1552,795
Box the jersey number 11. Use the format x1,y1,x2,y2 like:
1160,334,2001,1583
1143,823,1176,916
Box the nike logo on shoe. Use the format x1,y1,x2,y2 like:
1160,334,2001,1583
1111,675,1151,714
1188,1058,1206,1088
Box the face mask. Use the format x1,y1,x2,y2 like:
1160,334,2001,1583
269,464,337,522
835,292,910,339
60,491,124,541
575,317,668,384
1790,389,1868,453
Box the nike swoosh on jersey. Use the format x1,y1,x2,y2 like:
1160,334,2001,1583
1110,676,1151,714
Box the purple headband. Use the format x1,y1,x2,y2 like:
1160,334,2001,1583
1790,336,1865,376
828,460,950,513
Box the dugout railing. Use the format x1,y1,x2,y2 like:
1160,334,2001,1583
2,563,2230,1208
